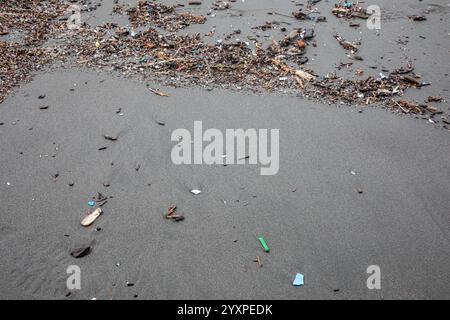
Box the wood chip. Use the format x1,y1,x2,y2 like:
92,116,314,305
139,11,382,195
148,88,169,97
81,208,102,227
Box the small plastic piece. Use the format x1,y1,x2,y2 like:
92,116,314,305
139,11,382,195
258,237,270,253
293,273,305,286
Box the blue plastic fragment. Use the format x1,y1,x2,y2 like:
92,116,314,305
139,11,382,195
293,273,305,286
88,201,96,207
344,1,353,8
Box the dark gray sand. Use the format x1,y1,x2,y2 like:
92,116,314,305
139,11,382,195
1,70,449,300
0,0,450,300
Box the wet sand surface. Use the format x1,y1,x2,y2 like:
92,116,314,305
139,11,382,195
0,0,449,299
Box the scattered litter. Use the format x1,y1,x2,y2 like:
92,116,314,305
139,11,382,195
332,1,369,19
212,1,231,11
334,33,359,52
128,1,206,31
426,106,442,115
88,201,96,207
190,189,202,195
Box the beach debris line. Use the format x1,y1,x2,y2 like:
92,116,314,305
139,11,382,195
0,0,447,127
332,1,369,19
292,5,327,22
127,1,206,32
428,96,443,103
212,1,231,11
271,59,315,83
51,11,431,114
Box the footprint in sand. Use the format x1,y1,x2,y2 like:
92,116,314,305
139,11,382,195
8,237,73,299
102,161,123,188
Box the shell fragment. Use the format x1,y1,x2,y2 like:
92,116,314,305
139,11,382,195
81,208,103,227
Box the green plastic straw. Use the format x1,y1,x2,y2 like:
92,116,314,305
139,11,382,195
258,237,270,253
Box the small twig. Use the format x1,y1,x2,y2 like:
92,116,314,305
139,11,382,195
148,87,169,97
253,255,262,268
